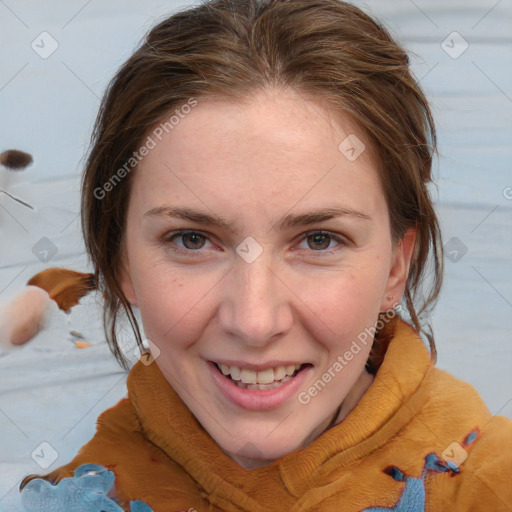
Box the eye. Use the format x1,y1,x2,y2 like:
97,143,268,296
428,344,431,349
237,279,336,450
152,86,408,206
163,230,213,255
296,231,347,254
162,229,348,257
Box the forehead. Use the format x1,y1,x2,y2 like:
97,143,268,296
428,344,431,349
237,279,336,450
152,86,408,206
129,88,385,224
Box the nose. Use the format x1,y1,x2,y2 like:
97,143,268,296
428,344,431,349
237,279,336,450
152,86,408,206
217,248,293,347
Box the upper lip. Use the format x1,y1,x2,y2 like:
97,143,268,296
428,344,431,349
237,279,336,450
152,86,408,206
210,359,309,371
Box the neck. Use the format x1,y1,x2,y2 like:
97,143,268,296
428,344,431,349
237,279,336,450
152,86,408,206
334,368,375,425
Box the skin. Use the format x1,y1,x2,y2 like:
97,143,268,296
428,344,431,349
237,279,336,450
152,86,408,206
120,87,416,470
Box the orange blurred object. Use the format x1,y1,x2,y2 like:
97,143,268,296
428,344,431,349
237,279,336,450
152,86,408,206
74,340,92,349
27,268,96,312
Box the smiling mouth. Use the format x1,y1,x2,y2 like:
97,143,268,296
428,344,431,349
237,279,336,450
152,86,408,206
212,361,312,390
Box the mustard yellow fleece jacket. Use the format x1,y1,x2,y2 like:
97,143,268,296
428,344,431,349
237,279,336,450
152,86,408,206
24,319,512,511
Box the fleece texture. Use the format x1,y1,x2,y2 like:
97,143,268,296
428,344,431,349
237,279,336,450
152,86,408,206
24,319,512,512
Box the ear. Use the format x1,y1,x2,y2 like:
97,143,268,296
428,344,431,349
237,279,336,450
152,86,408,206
380,228,416,312
118,260,138,307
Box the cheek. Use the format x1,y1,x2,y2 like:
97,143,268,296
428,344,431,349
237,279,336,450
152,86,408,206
129,259,214,345
298,261,388,332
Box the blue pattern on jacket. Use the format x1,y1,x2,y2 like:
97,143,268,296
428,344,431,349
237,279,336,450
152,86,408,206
20,463,154,512
360,428,479,512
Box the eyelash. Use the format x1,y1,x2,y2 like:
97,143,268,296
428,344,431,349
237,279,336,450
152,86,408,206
162,230,348,257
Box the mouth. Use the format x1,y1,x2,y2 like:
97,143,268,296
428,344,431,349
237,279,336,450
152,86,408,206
207,359,314,411
211,361,312,390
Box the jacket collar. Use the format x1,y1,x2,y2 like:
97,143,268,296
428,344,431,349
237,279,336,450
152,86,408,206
128,318,433,508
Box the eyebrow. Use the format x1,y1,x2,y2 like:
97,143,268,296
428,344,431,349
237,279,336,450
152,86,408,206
143,205,371,231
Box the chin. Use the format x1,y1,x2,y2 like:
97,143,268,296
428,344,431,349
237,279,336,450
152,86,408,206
226,439,300,469
218,423,312,468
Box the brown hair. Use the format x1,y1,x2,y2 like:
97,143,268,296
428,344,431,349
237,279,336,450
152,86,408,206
81,0,442,372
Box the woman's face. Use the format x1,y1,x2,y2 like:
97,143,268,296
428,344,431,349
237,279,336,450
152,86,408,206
120,88,414,468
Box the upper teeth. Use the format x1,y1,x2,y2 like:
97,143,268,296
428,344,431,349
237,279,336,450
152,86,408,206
218,363,302,384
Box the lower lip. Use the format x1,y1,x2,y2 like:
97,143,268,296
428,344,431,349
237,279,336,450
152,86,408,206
207,361,313,411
